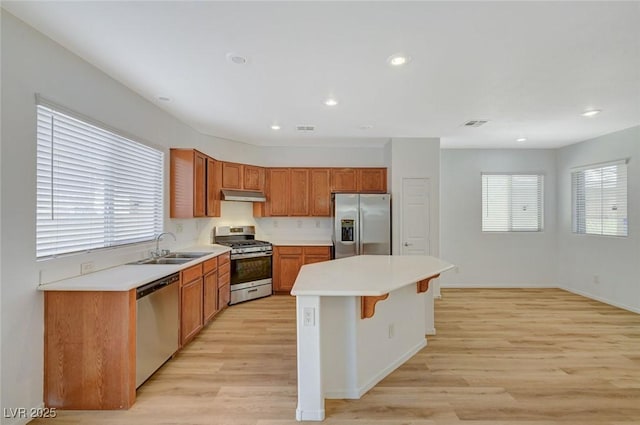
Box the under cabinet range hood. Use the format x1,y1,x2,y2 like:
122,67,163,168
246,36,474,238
221,189,267,202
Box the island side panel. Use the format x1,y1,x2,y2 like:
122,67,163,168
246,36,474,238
425,284,436,335
356,284,427,395
44,289,136,409
321,296,358,398
295,295,325,421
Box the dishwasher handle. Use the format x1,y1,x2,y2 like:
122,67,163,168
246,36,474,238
136,273,180,299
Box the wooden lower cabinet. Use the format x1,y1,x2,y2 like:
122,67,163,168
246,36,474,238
203,272,218,324
180,276,204,346
44,290,136,409
218,273,230,310
273,246,331,293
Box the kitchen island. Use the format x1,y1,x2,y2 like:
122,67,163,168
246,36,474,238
291,255,454,421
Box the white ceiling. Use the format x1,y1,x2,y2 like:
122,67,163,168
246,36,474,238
3,1,640,149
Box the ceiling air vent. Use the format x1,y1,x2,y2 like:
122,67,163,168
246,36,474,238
463,120,489,127
296,125,316,132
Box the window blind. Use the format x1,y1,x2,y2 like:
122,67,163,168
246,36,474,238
482,173,544,232
36,104,164,258
572,160,628,237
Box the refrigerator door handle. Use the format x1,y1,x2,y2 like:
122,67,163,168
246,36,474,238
359,208,364,255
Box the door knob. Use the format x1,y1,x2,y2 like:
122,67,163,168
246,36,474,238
403,242,412,246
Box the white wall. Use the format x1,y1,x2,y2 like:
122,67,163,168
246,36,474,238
556,126,640,313
0,13,386,419
440,149,557,287
389,138,440,257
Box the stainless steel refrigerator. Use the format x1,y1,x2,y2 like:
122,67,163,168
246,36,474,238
332,193,391,259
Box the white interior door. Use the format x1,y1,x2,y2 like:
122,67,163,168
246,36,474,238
401,177,436,334
401,178,430,255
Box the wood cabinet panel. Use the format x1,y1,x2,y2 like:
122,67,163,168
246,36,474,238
243,165,265,191
218,252,230,265
203,270,218,323
170,149,208,218
206,157,221,217
181,264,203,286
277,246,303,255
331,168,358,192
357,168,387,193
217,279,230,310
310,168,331,216
222,162,243,189
218,261,230,277
44,290,136,409
193,151,207,217
274,254,303,293
203,257,218,274
267,168,290,216
181,278,203,346
289,168,310,216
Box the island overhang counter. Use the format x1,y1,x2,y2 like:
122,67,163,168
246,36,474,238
291,255,454,421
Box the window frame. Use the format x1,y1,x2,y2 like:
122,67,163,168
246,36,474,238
571,159,628,238
36,95,165,260
481,172,545,233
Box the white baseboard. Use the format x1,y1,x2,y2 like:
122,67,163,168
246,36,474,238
426,327,436,336
441,283,557,289
559,286,640,314
296,407,325,421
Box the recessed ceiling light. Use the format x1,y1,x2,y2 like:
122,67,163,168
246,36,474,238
324,98,338,107
226,52,247,65
516,137,527,142
388,54,411,66
581,109,601,117
157,96,171,102
270,124,281,130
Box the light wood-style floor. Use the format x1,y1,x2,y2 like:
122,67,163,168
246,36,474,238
34,289,640,424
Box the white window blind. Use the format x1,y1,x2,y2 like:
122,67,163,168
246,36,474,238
36,103,164,258
482,173,544,232
572,160,628,237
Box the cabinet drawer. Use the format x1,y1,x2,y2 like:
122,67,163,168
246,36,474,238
303,246,331,255
203,257,218,274
218,272,230,288
181,263,203,284
218,261,230,277
277,246,303,255
218,252,230,265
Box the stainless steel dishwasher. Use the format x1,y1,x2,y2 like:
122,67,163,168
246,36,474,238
136,272,180,388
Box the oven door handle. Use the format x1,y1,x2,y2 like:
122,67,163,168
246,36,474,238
231,252,273,260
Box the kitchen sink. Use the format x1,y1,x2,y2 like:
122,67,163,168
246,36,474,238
127,251,210,265
129,257,193,265
163,252,210,259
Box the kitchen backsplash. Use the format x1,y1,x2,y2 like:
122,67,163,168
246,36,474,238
257,217,332,241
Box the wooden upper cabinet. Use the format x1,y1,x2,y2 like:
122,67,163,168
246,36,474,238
357,168,387,193
267,168,290,216
206,157,221,217
221,162,243,189
310,168,331,216
289,168,310,216
170,149,210,218
243,165,265,191
331,168,358,193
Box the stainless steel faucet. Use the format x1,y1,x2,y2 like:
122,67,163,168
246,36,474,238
151,232,176,257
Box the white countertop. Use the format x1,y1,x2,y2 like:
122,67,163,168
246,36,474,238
270,240,333,246
291,255,454,297
38,245,231,292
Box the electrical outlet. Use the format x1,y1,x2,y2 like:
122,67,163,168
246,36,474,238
315,220,320,228
175,223,184,233
388,323,395,339
80,261,95,275
273,220,279,228
593,275,600,284
297,220,303,228
303,307,315,327
454,266,460,274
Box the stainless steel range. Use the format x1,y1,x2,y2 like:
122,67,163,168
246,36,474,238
213,226,272,305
